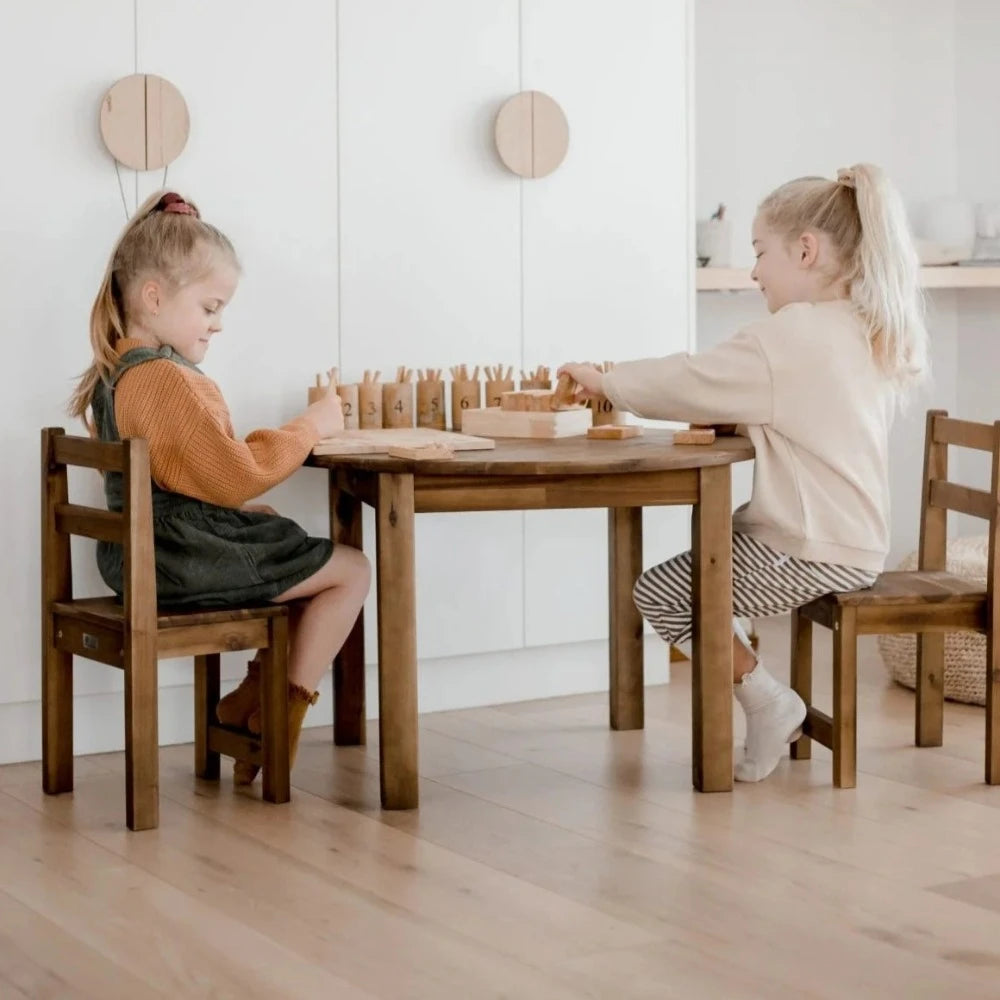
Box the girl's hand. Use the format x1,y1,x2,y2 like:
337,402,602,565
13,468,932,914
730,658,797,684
304,367,344,438
556,362,604,401
241,503,278,516
692,423,738,436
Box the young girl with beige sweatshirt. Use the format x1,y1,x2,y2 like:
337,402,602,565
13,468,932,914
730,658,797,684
560,163,928,783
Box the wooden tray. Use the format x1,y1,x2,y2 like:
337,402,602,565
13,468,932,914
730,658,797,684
460,407,592,439
312,427,495,457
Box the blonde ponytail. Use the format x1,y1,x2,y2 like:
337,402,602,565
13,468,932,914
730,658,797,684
69,190,239,431
842,164,928,392
758,163,928,394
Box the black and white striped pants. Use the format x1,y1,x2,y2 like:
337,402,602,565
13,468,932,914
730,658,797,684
633,533,879,645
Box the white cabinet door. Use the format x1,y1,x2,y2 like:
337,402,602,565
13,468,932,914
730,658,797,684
340,0,525,660
136,0,340,685
136,0,340,430
3,0,134,705
521,0,692,646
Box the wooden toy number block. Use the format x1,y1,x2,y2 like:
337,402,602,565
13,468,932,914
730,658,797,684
358,381,383,429
451,379,482,431
416,380,446,430
382,382,415,429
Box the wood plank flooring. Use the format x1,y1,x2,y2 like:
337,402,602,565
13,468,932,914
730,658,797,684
3,616,1000,998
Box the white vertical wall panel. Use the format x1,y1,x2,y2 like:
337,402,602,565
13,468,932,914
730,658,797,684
0,1,134,706
520,0,692,646
339,0,525,660
136,0,339,461
136,1,339,687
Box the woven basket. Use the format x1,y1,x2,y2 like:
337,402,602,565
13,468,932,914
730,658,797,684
877,536,988,706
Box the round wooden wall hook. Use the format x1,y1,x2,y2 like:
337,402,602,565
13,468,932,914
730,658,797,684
494,91,569,179
100,73,190,171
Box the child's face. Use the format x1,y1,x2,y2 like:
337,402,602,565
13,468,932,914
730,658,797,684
144,261,240,364
750,216,835,313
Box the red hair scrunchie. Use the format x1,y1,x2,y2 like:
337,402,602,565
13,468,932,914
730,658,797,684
156,192,199,217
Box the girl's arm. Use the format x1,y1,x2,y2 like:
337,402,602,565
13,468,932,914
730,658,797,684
599,329,773,426
115,361,322,507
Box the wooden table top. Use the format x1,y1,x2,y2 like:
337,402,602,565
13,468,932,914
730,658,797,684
307,429,754,477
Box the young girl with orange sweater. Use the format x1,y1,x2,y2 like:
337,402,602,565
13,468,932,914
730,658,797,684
70,191,370,786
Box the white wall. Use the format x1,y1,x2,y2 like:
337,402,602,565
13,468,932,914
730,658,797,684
694,0,969,562
0,0,692,763
954,0,1000,508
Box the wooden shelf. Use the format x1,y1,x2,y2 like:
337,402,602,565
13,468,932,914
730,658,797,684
696,266,1000,291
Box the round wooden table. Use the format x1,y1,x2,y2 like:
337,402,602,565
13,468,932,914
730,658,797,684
309,429,755,807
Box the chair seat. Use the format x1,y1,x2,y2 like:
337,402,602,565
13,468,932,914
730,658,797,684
825,570,985,607
800,570,987,635
51,596,288,662
52,596,286,629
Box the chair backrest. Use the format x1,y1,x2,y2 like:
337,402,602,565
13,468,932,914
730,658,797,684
41,428,157,637
918,411,1000,607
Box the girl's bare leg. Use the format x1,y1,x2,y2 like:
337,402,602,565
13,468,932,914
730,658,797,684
272,546,370,692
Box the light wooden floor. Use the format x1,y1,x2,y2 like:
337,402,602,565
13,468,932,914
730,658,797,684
4,617,1000,999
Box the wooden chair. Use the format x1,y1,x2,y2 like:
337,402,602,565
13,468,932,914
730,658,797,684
790,411,999,788
41,428,291,830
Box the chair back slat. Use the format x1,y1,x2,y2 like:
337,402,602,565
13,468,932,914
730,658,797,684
54,503,125,543
52,435,125,472
934,417,996,453
928,481,994,520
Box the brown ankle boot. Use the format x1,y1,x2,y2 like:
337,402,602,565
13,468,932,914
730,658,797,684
215,655,261,729
233,683,319,786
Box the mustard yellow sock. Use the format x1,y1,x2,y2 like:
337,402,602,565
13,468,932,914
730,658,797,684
233,683,319,787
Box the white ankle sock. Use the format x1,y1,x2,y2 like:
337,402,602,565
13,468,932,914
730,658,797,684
732,617,755,653
733,662,806,783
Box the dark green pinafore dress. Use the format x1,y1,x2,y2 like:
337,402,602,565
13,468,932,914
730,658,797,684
92,345,333,607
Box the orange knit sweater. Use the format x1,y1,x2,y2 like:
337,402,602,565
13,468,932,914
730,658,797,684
112,338,320,508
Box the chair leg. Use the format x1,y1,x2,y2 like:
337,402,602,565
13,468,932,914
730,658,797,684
915,632,945,748
124,647,159,831
194,654,221,780
789,608,813,761
987,628,1000,784
42,640,74,794
260,614,290,805
832,607,858,789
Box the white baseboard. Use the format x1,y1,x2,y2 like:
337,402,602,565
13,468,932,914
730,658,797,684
0,636,671,765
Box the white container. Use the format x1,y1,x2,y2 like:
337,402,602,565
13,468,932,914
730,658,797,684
911,198,975,262
696,217,732,267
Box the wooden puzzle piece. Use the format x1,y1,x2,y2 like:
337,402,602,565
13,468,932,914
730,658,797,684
587,425,641,440
551,371,578,409
500,389,558,412
673,428,715,445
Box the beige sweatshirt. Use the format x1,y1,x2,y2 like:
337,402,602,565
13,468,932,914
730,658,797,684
602,299,896,572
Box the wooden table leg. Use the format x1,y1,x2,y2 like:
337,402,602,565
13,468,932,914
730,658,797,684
375,473,419,809
691,464,733,792
330,470,366,746
608,507,644,730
